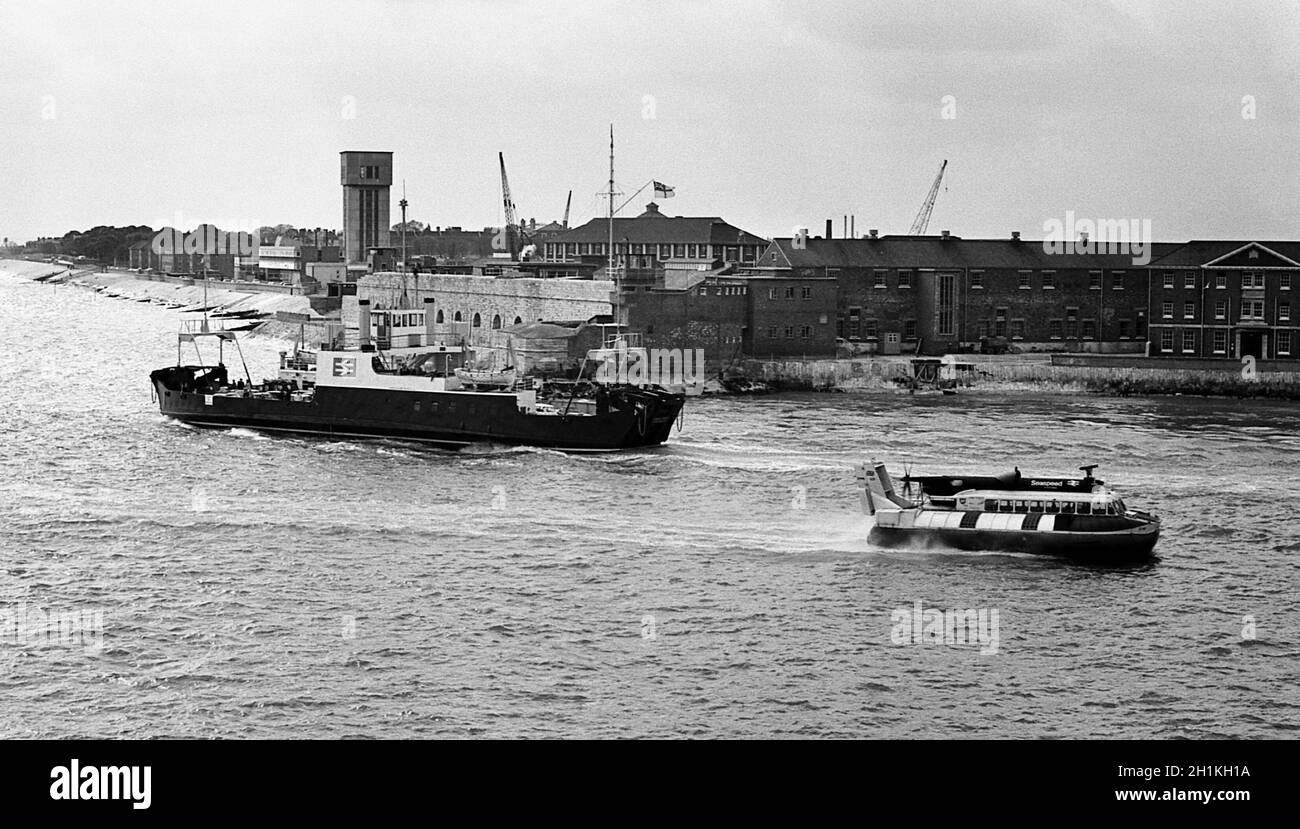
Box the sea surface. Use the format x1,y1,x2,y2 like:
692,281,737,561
2,271,1299,738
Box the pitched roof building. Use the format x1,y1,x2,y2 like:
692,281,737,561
543,202,769,268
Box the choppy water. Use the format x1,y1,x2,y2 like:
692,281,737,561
2,272,1299,738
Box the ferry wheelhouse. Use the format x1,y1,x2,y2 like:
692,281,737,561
857,461,1160,563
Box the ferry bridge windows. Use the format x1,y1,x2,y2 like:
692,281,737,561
1213,330,1228,354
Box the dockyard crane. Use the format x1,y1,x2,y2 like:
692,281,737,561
498,152,521,258
908,159,948,235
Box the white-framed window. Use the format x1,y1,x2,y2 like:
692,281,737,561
1162,301,1174,319
1215,299,1227,319
1279,331,1292,355
970,271,983,289
1184,271,1196,288
1184,301,1195,319
873,270,887,288
1018,271,1032,290
1215,273,1226,289
1162,272,1174,288
1182,330,1195,353
1213,330,1227,354
1160,330,1174,352
1042,271,1055,289
898,269,913,289
1112,272,1124,290
1010,319,1025,340
1282,273,1292,290
1243,300,1265,320
1243,271,1265,289
1089,271,1102,290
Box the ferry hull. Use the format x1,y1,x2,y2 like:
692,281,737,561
868,523,1159,564
151,371,683,452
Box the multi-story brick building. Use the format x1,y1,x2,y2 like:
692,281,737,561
1146,241,1300,360
757,233,1178,356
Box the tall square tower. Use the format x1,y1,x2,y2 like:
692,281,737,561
340,151,393,264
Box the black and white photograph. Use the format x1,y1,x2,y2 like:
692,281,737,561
0,0,1295,797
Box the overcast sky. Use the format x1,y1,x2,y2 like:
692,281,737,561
1,0,1297,243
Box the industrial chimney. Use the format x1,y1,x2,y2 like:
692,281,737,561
825,219,833,240
358,298,372,350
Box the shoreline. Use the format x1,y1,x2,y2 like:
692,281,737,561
5,258,1300,402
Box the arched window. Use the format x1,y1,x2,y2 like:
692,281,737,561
454,311,462,322
513,316,522,325
435,309,444,323
492,314,502,329
472,313,482,328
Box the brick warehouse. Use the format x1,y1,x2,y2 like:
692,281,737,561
620,273,837,364
756,233,1300,359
